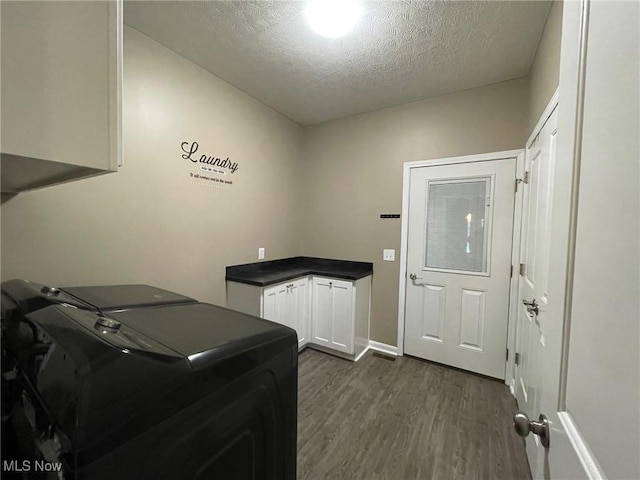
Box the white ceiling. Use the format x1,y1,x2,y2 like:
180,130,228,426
124,1,552,126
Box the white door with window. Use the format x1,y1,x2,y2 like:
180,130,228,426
404,156,517,379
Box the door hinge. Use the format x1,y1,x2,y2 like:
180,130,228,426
529,134,540,150
519,263,525,276
515,172,529,192
515,352,521,366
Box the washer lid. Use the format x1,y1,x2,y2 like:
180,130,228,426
62,284,196,311
108,302,296,370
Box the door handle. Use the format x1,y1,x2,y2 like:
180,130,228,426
513,411,550,448
522,299,539,315
409,273,423,281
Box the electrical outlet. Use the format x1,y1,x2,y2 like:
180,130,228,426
258,247,265,260
383,249,395,261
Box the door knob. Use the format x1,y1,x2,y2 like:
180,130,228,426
513,411,550,448
409,273,423,281
522,299,539,315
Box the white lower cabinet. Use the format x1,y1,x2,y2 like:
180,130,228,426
262,278,309,349
226,274,370,359
311,277,354,354
309,275,371,359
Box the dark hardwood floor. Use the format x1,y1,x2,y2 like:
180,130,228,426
297,348,531,480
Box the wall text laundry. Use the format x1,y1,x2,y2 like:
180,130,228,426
180,141,239,173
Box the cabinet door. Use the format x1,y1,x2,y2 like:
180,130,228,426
330,279,354,353
311,278,333,348
278,283,297,332
1,1,121,192
311,277,354,354
262,282,297,333
262,284,280,322
290,278,309,348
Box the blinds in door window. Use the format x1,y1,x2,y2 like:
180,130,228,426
425,178,491,273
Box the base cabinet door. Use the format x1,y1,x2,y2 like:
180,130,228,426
262,284,281,324
290,279,310,348
311,279,333,348
261,279,309,348
311,277,354,354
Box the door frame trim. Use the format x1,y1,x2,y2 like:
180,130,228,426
528,89,561,149
397,149,524,382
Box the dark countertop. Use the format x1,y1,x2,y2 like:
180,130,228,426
226,257,373,286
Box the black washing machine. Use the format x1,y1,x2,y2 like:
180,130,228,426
1,280,298,480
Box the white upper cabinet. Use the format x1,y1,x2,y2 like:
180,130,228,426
1,0,122,194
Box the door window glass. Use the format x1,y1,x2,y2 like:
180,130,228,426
425,178,491,273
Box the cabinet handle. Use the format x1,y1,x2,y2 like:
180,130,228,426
329,282,333,288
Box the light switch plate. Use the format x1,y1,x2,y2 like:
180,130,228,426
383,249,395,261
258,247,265,260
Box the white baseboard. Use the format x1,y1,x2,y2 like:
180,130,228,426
354,346,370,362
304,341,398,362
368,340,398,356
558,412,605,480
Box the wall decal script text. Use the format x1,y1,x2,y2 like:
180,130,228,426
180,141,239,173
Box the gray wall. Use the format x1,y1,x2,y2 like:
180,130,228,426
528,0,563,133
0,27,303,303
565,1,639,476
1,10,565,348
295,0,563,347
298,79,529,345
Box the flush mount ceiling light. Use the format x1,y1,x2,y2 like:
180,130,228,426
304,0,363,39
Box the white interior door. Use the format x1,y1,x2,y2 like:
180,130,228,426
404,157,516,379
513,2,640,479
514,106,558,471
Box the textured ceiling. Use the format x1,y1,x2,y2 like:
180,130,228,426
124,1,552,125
